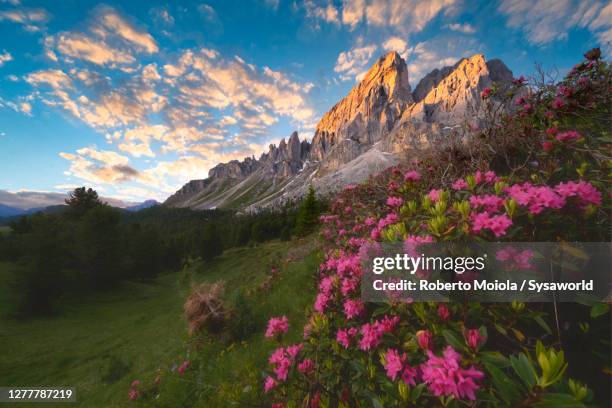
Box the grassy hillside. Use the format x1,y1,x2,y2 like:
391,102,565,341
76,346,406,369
0,238,320,407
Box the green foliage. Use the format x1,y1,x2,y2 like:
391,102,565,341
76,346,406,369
65,186,103,218
294,185,320,236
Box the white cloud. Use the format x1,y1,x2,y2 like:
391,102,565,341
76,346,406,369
382,36,408,59
499,0,611,46
305,0,340,26
334,43,378,80
0,7,49,32
0,50,12,66
445,22,475,33
341,0,458,33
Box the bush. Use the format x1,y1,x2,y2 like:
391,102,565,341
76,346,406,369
184,281,227,335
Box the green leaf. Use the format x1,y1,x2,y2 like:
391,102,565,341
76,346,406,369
484,362,522,405
590,302,609,318
442,329,467,351
533,315,552,335
533,393,585,408
510,353,537,390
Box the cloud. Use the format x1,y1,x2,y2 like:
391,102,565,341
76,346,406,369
382,36,408,59
406,36,480,83
498,0,611,47
340,0,458,33
0,50,12,66
304,0,340,27
0,7,49,32
45,6,157,69
97,7,158,53
334,42,378,80
445,22,475,34
59,147,144,184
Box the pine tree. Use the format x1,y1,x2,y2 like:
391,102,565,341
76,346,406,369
294,185,319,236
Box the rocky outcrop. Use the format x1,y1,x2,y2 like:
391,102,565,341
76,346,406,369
165,51,513,211
310,51,412,162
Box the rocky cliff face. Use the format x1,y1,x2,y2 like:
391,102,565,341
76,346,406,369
165,52,513,211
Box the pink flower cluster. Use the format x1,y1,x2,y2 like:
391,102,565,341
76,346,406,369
383,348,418,385
265,316,289,338
358,315,400,351
496,247,534,270
404,170,421,182
471,212,513,237
421,346,484,401
266,343,304,391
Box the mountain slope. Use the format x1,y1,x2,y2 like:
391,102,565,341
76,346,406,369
165,52,513,211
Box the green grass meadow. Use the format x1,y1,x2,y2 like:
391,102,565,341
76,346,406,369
0,239,320,407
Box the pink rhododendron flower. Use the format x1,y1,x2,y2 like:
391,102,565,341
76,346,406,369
298,358,315,374
555,130,581,142
336,327,358,348
314,292,330,314
266,316,289,338
384,348,406,380
542,141,554,152
343,299,365,319
452,178,468,190
272,403,285,408
465,329,485,349
286,343,303,358
551,97,565,109
481,87,491,99
128,388,139,400
427,189,443,202
554,180,602,207
264,376,277,393
177,360,190,375
421,346,484,401
437,304,450,321
545,127,558,136
358,322,382,350
386,196,403,208
471,212,513,237
416,329,433,350
505,182,565,214
130,380,140,387
469,194,504,213
404,170,421,182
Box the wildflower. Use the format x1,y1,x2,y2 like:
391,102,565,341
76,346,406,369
272,404,285,408
469,194,504,213
416,330,433,350
336,327,357,348
266,316,289,338
437,304,450,321
551,97,565,109
177,360,190,375
384,348,406,380
359,322,382,350
386,196,403,208
264,376,277,393
428,189,443,202
314,293,329,314
471,212,512,237
421,346,484,401
130,380,140,387
513,75,526,85
343,299,365,319
465,329,485,349
128,388,139,400
545,127,558,136
554,180,602,207
286,344,303,358
555,130,581,143
298,358,315,375
481,87,491,99
310,392,321,408
542,141,554,152
452,178,468,190
404,170,421,182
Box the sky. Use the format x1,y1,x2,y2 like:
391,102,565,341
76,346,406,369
0,0,610,202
